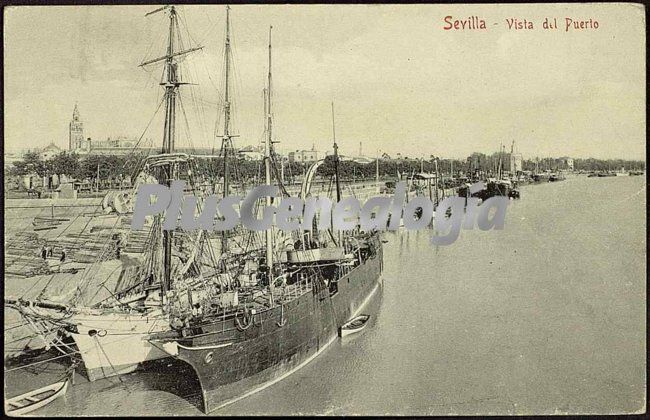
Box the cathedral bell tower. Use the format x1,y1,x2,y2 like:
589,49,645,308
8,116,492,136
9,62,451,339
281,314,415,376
69,104,84,150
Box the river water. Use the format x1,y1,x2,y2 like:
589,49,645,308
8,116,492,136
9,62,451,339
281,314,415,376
9,175,647,415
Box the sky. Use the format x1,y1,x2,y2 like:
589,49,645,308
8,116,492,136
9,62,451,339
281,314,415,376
3,3,646,160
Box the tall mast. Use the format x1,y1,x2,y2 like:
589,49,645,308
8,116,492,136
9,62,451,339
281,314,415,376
265,26,275,303
141,4,202,298
140,6,203,300
434,158,439,206
427,162,432,202
375,150,380,194
332,102,341,203
331,102,343,246
497,143,503,179
161,6,178,297
220,5,233,251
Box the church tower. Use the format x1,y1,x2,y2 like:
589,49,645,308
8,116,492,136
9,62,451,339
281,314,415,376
69,104,84,150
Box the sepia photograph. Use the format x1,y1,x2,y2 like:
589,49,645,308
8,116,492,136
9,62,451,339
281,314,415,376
3,2,646,416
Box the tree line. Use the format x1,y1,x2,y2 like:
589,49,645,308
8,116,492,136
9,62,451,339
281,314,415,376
7,150,646,184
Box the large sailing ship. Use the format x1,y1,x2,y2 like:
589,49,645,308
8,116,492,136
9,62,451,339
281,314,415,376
6,5,216,381
6,5,385,412
149,10,384,413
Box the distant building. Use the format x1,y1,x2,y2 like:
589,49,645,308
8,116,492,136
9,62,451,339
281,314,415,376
467,152,486,170
558,157,574,171
288,149,319,163
85,136,135,155
240,151,264,161
352,156,374,164
40,142,62,160
66,103,158,155
3,150,24,171
69,104,85,151
73,137,92,153
510,153,523,173
72,135,157,156
339,155,354,162
238,145,264,161
92,136,137,149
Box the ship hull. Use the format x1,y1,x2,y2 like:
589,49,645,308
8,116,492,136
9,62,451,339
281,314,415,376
177,288,338,413
330,244,383,326
67,311,175,381
6,303,176,382
175,247,383,413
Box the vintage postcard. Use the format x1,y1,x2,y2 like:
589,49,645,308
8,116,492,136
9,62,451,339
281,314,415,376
3,3,645,416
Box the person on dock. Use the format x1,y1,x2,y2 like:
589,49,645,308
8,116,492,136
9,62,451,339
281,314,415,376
40,245,47,260
48,246,54,257
60,248,67,263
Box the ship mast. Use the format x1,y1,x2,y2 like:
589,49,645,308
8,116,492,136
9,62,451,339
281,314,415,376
265,26,275,303
141,5,202,298
510,140,515,174
331,102,342,203
161,6,177,298
375,150,380,193
497,142,504,180
220,5,234,252
331,102,343,246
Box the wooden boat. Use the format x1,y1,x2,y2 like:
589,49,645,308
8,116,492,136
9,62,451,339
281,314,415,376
340,314,371,337
4,378,69,415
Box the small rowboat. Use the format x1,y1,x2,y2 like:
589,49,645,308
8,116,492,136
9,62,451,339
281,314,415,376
5,378,69,415
340,314,370,337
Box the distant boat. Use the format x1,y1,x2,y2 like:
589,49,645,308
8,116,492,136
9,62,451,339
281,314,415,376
457,178,520,201
532,173,550,183
340,314,371,337
4,378,69,415
508,188,521,199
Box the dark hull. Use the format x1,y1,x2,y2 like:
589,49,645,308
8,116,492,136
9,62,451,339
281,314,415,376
176,246,383,413
458,182,520,201
330,246,383,327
